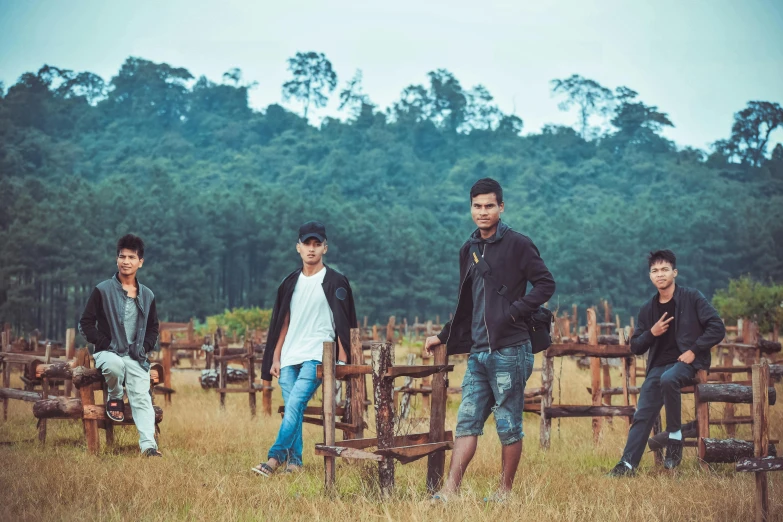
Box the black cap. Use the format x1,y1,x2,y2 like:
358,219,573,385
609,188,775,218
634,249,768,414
298,221,327,243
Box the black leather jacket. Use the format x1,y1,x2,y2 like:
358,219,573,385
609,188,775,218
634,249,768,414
630,284,726,371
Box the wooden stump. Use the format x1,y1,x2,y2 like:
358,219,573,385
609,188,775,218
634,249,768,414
371,341,395,497
426,344,447,494
695,369,710,470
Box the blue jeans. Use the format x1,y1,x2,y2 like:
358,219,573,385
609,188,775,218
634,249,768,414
621,361,696,468
455,342,535,445
267,360,322,466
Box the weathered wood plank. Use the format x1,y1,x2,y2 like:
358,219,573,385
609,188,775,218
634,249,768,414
378,441,454,464
314,444,384,461
545,343,633,358
546,405,636,418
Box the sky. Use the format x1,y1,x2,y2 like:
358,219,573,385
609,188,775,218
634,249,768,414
1,0,782,151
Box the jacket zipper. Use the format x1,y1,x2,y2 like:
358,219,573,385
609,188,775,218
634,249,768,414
481,243,493,353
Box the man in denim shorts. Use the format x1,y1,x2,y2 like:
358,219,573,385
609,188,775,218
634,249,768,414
426,178,555,501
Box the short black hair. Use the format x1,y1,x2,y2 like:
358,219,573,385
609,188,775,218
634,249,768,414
648,249,676,269
117,234,145,259
470,178,503,204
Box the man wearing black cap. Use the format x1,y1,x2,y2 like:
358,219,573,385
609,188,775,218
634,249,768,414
253,221,357,477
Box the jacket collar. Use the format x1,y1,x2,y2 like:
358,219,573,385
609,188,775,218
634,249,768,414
112,272,140,295
469,220,510,245
648,283,682,305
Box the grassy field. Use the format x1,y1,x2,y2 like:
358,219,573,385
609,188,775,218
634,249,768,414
0,346,780,522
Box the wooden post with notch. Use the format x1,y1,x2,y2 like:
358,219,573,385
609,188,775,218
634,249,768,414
588,308,602,444
371,341,395,497
322,341,336,492
752,361,770,522
426,344,447,493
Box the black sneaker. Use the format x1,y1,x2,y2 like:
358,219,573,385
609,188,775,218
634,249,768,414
664,440,683,469
607,461,635,477
143,448,163,458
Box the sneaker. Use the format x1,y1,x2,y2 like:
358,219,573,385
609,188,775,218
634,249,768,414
648,422,697,451
142,448,163,457
664,440,683,470
607,461,635,477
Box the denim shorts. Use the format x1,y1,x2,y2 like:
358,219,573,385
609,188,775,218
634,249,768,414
455,342,535,445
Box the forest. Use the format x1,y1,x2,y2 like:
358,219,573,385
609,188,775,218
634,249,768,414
1,53,782,338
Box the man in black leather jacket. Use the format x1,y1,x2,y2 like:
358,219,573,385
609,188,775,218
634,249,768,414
608,249,725,476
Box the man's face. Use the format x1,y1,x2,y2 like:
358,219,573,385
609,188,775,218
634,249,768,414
296,238,327,266
471,193,504,233
649,261,677,291
117,248,143,278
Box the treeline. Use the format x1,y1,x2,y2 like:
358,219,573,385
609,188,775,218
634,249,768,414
0,55,782,338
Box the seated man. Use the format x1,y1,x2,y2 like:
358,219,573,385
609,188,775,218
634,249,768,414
78,234,162,457
608,249,725,476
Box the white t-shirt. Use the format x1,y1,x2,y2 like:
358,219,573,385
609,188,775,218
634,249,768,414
280,267,335,368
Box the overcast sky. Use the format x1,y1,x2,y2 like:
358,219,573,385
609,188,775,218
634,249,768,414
1,0,782,150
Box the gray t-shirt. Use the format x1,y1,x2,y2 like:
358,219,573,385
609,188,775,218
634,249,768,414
470,266,491,353
123,295,140,349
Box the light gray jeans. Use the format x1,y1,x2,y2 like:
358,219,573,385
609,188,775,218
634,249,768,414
93,351,158,452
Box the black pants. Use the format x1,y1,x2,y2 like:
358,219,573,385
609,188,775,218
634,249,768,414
621,362,696,468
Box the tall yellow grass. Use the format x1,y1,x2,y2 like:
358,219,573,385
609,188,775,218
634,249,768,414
0,347,779,521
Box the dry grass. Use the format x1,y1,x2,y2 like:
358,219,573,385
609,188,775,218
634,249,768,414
0,347,780,522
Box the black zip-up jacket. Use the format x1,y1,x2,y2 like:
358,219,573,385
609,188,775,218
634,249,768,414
437,222,556,355
630,285,725,371
78,273,159,371
261,265,358,381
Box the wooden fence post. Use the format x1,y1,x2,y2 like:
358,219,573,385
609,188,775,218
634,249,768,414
247,336,256,418
695,369,710,471
371,341,395,497
2,331,8,420
426,344,447,493
160,330,172,405
38,342,52,444
261,380,272,416
345,328,365,439
588,308,602,444
64,328,75,397
322,342,336,492
752,361,770,522
540,354,554,449
218,341,227,410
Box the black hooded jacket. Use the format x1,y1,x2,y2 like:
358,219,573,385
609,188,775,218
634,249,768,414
630,284,725,371
261,265,358,381
437,222,556,355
